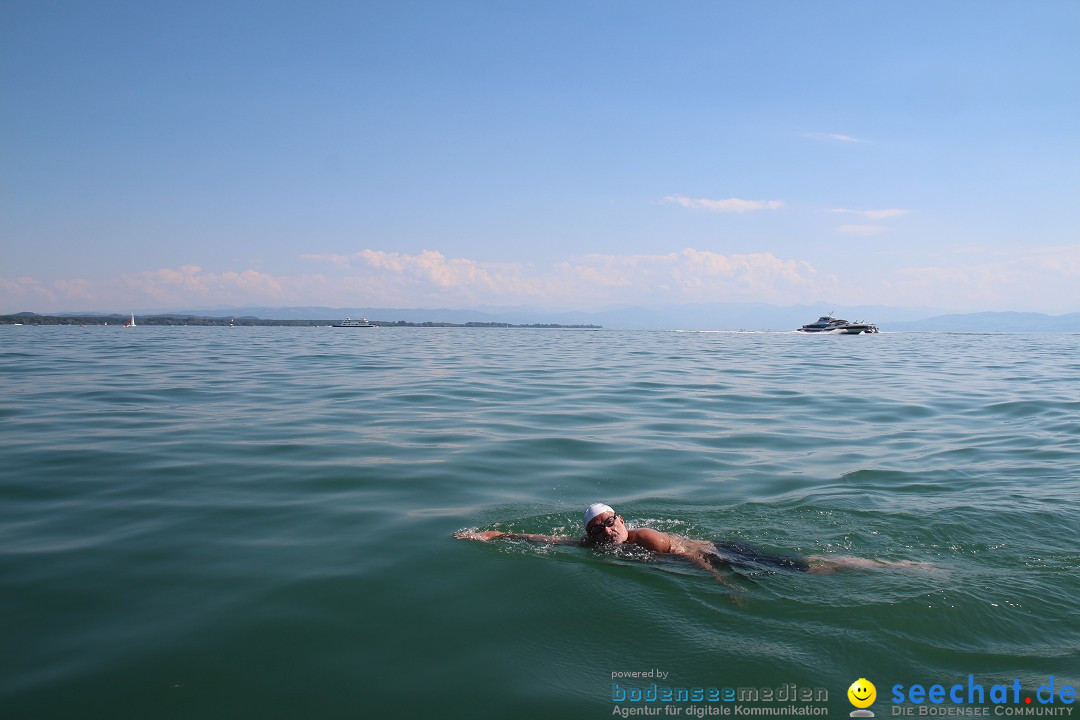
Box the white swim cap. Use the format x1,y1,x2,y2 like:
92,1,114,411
584,503,615,527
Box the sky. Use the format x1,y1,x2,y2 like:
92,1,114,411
2,1,1078,315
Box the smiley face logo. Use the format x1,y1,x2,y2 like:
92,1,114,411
848,678,877,709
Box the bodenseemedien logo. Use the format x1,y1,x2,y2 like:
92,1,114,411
848,678,877,717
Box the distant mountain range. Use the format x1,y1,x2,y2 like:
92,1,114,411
51,303,1079,332
885,311,1080,333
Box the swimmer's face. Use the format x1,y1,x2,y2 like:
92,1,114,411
586,511,628,544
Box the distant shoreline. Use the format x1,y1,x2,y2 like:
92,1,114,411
0,313,601,329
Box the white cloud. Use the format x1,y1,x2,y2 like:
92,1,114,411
835,224,891,236
831,209,908,237
800,132,870,144
0,265,335,311
0,276,58,303
300,253,353,268
882,245,1080,310
553,249,831,305
831,208,910,219
662,195,785,213
301,247,826,308
6,245,1080,314
120,265,289,304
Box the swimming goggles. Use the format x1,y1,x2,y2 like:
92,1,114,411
587,514,619,536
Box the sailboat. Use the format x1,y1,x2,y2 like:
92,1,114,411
124,313,136,328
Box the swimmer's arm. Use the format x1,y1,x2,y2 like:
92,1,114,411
686,553,744,591
626,528,675,553
628,530,745,592
454,530,578,545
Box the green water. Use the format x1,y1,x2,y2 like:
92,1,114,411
2,327,1077,719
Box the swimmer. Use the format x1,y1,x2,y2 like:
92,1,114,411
454,503,936,584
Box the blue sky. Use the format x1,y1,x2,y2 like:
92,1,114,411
3,1,1078,314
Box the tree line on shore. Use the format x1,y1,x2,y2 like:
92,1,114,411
0,313,600,329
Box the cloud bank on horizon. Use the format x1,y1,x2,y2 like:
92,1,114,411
2,2,1078,315
4,242,1080,314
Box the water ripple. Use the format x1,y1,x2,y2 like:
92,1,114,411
2,327,1078,714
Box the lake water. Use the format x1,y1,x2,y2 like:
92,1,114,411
2,327,1078,719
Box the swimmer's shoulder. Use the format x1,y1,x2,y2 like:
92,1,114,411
626,528,677,553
